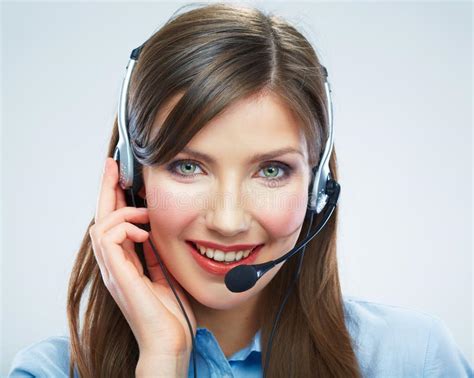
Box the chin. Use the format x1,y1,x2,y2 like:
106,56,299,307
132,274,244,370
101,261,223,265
185,282,253,310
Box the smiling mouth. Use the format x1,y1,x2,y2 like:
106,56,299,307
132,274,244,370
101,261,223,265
186,241,262,265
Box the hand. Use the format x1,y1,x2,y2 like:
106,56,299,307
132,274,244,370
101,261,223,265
89,157,196,361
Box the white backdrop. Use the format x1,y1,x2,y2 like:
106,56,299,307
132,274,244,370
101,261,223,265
2,1,472,375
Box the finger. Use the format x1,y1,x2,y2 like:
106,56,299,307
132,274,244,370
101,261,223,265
138,236,195,335
97,223,172,327
141,234,181,287
142,234,167,283
139,240,193,333
90,225,110,282
94,207,149,237
90,207,148,281
122,237,145,275
115,183,128,209
100,222,149,285
95,157,119,223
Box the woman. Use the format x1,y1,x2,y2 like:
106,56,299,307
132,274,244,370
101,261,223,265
8,3,472,378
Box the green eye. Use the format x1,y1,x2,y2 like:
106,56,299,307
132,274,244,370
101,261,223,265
166,159,293,183
166,160,203,178
178,162,198,175
261,165,281,178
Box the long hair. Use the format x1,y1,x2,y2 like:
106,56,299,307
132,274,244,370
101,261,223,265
67,3,362,377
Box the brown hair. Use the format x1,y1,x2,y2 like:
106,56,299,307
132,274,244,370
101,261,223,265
67,3,361,377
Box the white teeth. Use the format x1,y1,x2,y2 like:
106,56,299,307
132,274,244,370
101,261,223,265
213,250,225,262
194,243,257,263
224,252,236,262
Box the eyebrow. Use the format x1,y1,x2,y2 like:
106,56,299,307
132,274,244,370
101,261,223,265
180,146,304,164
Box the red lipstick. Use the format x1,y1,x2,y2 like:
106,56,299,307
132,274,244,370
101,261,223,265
189,239,260,252
185,241,264,276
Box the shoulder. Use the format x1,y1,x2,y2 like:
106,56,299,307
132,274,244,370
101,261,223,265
342,295,473,377
8,335,77,378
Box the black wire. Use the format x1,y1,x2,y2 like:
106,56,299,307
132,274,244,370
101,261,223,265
128,189,198,378
262,211,315,378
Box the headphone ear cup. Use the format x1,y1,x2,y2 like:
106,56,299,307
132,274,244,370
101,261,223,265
131,155,146,207
306,165,319,215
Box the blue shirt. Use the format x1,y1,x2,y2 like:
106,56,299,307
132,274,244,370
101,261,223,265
8,296,473,377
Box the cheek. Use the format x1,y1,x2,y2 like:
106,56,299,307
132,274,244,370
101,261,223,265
145,174,309,238
247,183,308,237
145,183,202,232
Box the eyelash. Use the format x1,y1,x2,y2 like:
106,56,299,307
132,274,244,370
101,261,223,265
165,159,294,183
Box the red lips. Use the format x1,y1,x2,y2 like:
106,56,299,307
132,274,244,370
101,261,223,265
186,241,264,276
188,239,261,252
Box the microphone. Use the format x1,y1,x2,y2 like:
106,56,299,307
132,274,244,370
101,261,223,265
224,179,340,293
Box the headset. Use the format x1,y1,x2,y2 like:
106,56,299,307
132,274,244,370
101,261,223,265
113,42,340,378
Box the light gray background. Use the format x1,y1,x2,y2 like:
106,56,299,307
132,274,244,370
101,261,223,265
1,0,472,375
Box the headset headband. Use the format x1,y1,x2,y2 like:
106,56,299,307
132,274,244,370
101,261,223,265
114,45,335,215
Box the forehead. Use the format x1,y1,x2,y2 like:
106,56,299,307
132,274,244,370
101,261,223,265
153,91,308,160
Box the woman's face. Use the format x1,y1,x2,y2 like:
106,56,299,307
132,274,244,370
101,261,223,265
140,92,312,310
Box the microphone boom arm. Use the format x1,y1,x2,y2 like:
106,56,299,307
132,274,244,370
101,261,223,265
251,178,340,279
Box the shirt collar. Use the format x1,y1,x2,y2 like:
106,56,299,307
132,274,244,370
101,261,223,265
195,327,262,362
227,328,261,362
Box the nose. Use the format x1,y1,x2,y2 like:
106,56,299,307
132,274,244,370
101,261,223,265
205,181,251,237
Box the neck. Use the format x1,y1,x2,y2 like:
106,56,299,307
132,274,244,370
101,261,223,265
189,293,262,358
